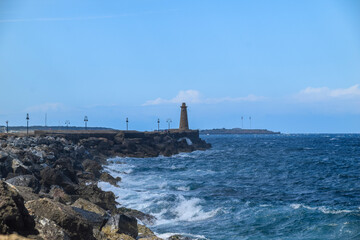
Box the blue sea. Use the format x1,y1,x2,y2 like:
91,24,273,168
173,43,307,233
99,134,360,240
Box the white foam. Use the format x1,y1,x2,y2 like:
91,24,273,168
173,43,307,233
173,196,219,222
290,203,356,214
156,232,208,240
177,186,190,191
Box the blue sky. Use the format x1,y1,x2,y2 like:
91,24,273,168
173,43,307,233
0,0,359,133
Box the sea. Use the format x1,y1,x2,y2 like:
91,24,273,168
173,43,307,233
98,134,360,240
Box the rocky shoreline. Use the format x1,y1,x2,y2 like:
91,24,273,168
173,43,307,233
0,131,211,240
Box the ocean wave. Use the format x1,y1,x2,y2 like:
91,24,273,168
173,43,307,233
290,203,356,214
153,195,221,225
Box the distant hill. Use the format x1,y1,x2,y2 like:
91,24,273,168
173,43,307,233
200,128,280,135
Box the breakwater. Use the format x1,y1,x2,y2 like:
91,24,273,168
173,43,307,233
0,130,210,239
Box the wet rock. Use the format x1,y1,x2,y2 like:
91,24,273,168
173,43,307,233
103,214,138,239
6,175,40,193
99,172,121,187
0,181,36,235
25,198,95,240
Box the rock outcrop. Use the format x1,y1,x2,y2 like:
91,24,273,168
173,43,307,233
0,131,211,239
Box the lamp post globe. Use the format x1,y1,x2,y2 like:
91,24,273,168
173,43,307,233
26,113,29,135
84,116,88,130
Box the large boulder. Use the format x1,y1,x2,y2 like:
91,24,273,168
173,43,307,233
115,207,156,225
75,183,117,212
6,175,40,193
0,151,9,162
71,198,107,216
25,198,95,240
40,167,75,194
137,224,162,240
82,159,102,178
32,216,71,240
11,159,31,175
0,181,36,235
102,214,138,239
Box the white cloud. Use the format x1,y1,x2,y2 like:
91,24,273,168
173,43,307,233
26,103,64,112
143,90,264,106
296,84,360,101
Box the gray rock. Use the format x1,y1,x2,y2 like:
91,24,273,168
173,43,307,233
104,214,138,239
6,175,40,192
0,151,8,162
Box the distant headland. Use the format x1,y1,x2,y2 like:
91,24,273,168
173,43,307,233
200,128,280,135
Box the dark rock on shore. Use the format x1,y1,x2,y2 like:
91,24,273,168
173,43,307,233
0,181,36,236
103,214,138,239
25,198,95,240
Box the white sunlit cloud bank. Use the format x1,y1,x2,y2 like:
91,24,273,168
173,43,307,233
295,84,360,102
142,90,265,106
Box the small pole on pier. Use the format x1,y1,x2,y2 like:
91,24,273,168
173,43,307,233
249,116,252,129
157,118,160,131
84,116,88,130
26,113,29,136
126,118,128,131
5,121,8,133
241,116,243,128
166,118,172,130
65,120,70,129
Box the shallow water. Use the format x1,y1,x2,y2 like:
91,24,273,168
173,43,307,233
99,134,360,240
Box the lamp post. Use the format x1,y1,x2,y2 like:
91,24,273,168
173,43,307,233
157,118,160,131
166,118,172,130
84,116,88,130
26,113,29,136
5,121,8,133
241,116,244,129
65,120,70,129
126,118,128,131
249,116,252,129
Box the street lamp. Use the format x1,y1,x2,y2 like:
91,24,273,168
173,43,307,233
5,121,8,133
241,116,244,129
26,113,29,135
166,118,172,130
65,120,70,129
249,116,252,129
84,116,88,130
126,118,128,131
157,118,160,131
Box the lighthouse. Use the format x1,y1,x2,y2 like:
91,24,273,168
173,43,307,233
179,102,189,130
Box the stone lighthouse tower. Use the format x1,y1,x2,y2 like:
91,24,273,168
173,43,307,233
179,102,189,130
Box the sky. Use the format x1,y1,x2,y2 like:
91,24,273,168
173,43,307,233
0,0,359,133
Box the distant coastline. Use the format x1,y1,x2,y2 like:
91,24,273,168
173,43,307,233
200,128,280,135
